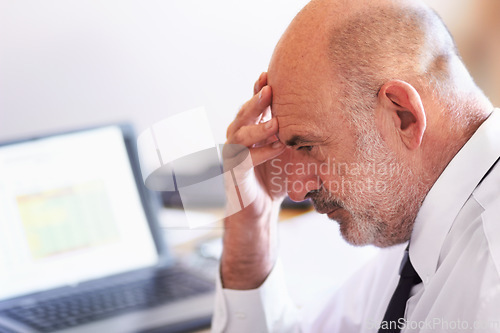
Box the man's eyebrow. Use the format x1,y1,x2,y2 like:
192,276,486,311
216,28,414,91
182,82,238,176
284,135,322,147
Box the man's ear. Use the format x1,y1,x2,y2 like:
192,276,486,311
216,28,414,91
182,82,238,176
376,80,426,150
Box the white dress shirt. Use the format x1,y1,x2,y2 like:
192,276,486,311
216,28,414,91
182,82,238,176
212,108,500,333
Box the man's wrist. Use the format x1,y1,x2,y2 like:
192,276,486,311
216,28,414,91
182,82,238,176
220,254,275,290
220,205,279,289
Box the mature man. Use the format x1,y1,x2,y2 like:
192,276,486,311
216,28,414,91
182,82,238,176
212,0,500,331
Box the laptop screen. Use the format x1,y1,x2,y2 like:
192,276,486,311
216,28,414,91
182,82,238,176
0,126,159,301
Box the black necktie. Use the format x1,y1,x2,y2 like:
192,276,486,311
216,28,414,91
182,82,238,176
378,248,421,333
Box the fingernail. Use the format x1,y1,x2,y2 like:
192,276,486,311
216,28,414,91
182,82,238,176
259,89,263,101
272,141,283,149
265,119,273,129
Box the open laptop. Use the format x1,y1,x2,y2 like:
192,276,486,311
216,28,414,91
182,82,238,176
0,124,214,333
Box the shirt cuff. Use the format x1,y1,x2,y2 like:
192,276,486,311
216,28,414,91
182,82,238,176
211,258,299,333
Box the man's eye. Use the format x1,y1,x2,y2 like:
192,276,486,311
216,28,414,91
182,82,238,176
297,145,313,152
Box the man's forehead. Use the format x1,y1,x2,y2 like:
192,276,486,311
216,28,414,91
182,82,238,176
271,101,329,147
267,44,341,146
268,58,336,117
269,81,321,115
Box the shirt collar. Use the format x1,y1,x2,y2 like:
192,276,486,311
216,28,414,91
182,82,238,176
410,108,500,285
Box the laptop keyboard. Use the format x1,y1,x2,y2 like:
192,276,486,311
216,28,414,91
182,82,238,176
0,266,213,333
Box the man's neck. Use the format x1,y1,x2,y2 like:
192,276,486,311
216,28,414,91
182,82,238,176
423,103,493,190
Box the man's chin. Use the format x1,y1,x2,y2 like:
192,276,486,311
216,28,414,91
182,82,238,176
339,221,411,248
339,228,375,247
325,208,405,247
332,212,379,247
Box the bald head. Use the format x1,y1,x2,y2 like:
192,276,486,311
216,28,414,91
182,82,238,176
269,0,490,126
328,2,456,93
326,1,470,121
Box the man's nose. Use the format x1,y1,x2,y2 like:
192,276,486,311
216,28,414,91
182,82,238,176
286,166,322,202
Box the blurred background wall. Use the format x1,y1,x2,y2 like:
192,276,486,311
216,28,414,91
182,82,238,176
1,0,499,143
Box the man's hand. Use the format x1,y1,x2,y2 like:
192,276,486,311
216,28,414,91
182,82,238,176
221,72,287,289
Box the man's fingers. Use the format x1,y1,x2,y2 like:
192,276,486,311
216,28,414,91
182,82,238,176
254,72,269,124
241,85,272,122
222,136,284,172
258,134,279,146
228,118,278,147
227,85,272,138
259,106,272,123
249,140,286,167
226,72,269,140
254,72,268,95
